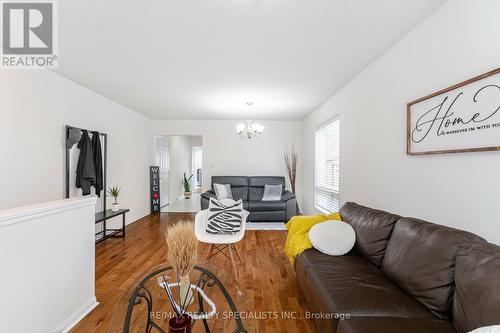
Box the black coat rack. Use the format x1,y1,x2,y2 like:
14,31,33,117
65,125,129,243
65,125,107,209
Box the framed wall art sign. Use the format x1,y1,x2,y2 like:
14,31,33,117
407,68,500,155
150,166,160,213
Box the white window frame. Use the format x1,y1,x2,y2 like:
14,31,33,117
314,116,340,213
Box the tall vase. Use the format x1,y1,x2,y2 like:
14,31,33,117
168,314,192,333
179,275,193,306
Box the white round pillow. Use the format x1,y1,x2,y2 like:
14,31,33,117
308,221,355,256
469,326,500,333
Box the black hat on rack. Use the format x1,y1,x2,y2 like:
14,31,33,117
66,128,82,148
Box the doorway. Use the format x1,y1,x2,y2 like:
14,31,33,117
156,135,203,213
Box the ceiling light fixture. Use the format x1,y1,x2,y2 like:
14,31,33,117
236,102,265,140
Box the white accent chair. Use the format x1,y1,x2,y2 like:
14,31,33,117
194,209,249,289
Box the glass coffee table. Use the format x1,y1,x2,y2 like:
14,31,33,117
109,265,247,333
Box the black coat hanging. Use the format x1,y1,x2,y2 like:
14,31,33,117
91,131,103,197
76,130,96,195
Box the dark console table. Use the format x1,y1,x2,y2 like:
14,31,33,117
95,209,129,243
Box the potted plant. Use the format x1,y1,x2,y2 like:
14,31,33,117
182,173,194,199
107,186,121,212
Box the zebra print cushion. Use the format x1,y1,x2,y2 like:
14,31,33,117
206,198,243,235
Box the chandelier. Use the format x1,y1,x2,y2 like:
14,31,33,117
236,120,265,140
235,102,264,140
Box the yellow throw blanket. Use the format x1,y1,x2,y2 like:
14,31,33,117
284,212,341,264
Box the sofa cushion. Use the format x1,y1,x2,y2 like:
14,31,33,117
211,176,248,201
248,176,285,187
308,221,355,256
262,184,283,201
248,186,264,201
211,176,248,187
337,317,458,333
453,242,500,333
248,176,285,200
247,211,285,222
295,249,435,332
339,202,400,267
381,217,485,319
206,198,243,235
248,200,286,212
230,186,248,202
213,183,233,200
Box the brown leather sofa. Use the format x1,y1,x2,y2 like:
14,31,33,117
295,202,500,333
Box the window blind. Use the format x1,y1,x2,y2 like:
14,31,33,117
315,118,340,213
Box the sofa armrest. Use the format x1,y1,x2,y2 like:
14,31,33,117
282,191,298,222
201,190,216,200
200,190,216,210
281,190,296,202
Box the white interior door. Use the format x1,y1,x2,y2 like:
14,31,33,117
155,137,170,207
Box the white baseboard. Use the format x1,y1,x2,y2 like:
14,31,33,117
54,297,99,333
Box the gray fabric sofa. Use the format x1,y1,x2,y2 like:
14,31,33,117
200,176,297,222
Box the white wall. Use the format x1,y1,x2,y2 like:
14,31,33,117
0,71,302,218
302,0,500,243
0,70,154,224
153,120,303,203
0,197,97,333
190,136,202,147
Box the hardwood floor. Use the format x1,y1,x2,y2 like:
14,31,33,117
71,213,316,333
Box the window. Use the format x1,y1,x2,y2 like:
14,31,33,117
315,118,340,213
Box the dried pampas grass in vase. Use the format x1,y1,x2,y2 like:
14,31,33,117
284,145,301,215
165,221,198,308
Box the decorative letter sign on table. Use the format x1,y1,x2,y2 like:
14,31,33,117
407,68,500,155
150,166,160,213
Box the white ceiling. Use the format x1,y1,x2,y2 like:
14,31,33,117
56,0,445,120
